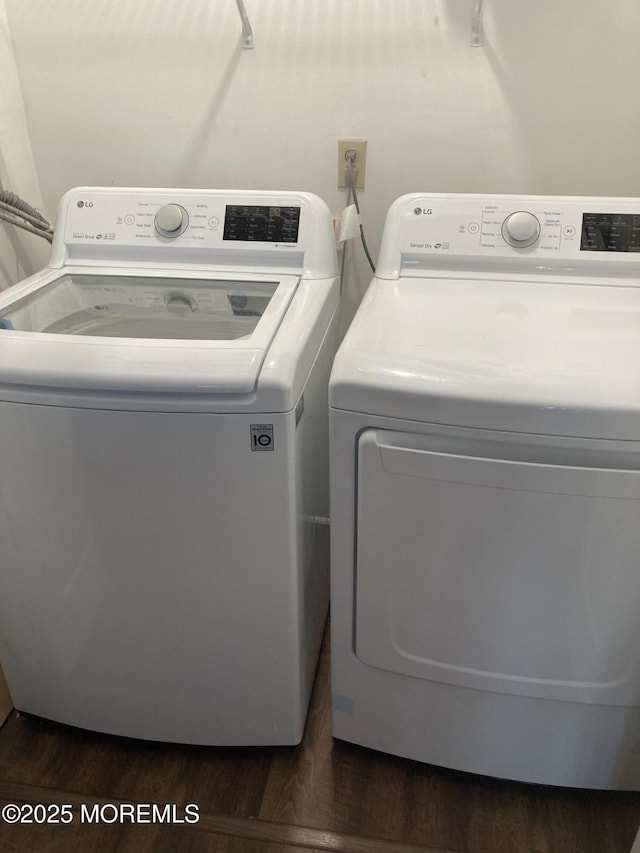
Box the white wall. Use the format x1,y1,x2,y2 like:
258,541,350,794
0,1,49,289
2,0,640,312
0,227,27,289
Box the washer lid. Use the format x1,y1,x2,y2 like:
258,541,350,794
330,274,640,440
0,269,299,395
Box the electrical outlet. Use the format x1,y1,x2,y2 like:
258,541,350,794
338,139,367,189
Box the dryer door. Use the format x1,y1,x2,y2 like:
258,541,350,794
355,428,640,706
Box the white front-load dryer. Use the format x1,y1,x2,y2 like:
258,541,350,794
0,187,340,745
329,193,640,789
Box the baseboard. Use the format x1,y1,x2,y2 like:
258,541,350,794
0,665,13,726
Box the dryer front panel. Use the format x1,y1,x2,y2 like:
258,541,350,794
355,428,640,706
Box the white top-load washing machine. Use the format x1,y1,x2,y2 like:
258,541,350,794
0,186,339,745
329,193,640,789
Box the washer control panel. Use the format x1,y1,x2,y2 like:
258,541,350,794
52,187,338,279
63,193,302,248
380,194,640,276
223,205,300,243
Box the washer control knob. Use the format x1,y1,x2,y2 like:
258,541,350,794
502,211,541,248
155,204,188,238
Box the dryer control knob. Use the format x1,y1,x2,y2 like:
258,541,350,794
502,211,541,248
155,204,188,238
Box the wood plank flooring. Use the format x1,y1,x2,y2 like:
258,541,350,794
1,623,640,853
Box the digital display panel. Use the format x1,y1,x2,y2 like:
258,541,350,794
581,212,640,252
223,205,300,243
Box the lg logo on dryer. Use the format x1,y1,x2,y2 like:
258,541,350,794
414,207,433,215
77,200,94,208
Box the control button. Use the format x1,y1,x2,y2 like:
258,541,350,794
124,214,135,225
563,225,577,237
468,222,480,234
155,204,188,238
502,211,541,248
208,216,220,229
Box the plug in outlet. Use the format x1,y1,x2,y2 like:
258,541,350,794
338,139,367,189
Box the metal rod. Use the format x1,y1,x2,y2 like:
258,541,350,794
235,0,254,49
470,0,485,46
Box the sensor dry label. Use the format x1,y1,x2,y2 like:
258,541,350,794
250,424,274,451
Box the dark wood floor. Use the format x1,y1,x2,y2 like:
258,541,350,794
1,623,640,853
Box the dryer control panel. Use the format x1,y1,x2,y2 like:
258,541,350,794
376,193,640,279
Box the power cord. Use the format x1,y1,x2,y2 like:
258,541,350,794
344,153,376,273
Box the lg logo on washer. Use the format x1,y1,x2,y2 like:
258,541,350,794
76,200,94,208
413,207,433,215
